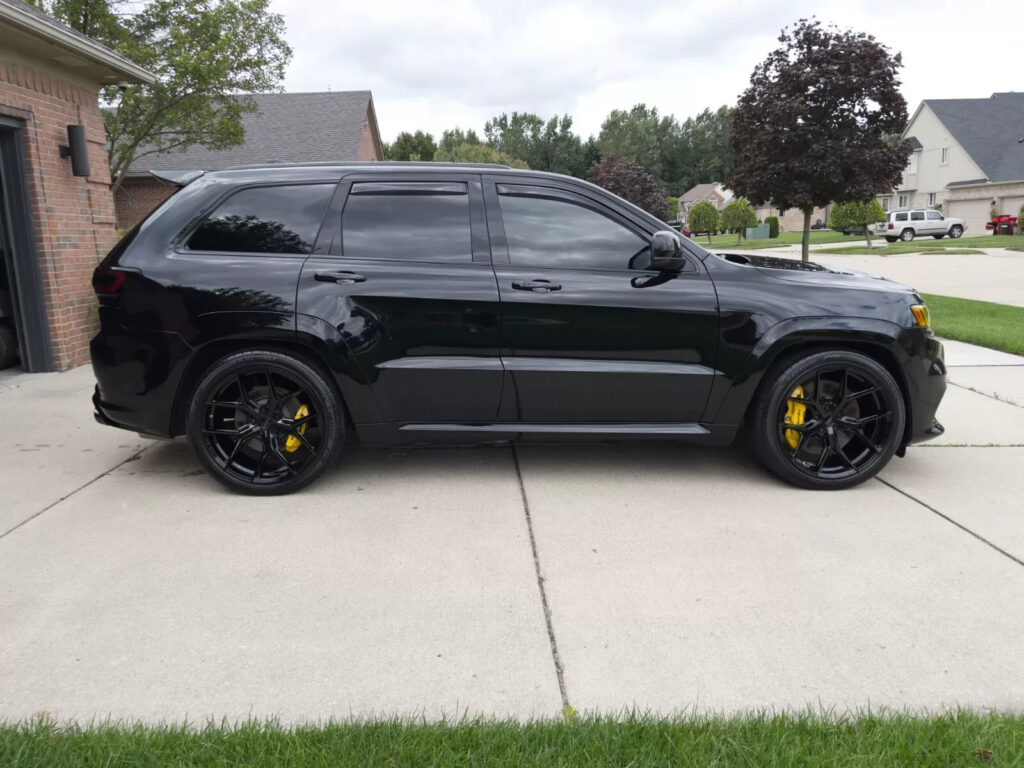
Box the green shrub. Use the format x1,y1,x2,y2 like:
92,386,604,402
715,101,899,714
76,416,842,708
765,215,780,238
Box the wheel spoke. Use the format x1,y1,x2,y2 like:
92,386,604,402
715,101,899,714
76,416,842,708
814,440,833,472
780,418,821,434
790,431,807,459
236,375,254,409
202,426,247,437
223,437,244,468
847,386,880,402
264,368,278,411
287,427,318,456
250,447,268,482
269,443,298,475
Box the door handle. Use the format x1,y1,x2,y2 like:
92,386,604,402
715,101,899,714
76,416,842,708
314,270,366,284
511,279,561,293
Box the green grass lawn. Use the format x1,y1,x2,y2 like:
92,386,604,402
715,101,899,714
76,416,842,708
892,234,1020,249
923,294,1024,356
697,230,862,250
3,712,1024,767
817,245,983,256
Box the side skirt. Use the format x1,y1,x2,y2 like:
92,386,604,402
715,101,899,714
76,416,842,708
351,422,741,446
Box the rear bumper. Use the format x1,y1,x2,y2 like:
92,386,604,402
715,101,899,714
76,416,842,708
90,324,192,438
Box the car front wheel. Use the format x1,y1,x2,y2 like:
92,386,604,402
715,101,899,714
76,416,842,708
900,228,915,242
948,225,963,238
750,350,906,490
186,350,344,495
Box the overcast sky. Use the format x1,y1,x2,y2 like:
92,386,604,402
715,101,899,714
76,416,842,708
268,0,1021,142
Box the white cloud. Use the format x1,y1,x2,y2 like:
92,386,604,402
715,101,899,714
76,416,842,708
269,0,1023,141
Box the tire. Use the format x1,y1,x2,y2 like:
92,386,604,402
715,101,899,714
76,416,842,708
0,322,17,370
186,350,344,495
948,225,963,238
932,234,945,239
885,237,897,243
749,350,906,490
900,228,915,242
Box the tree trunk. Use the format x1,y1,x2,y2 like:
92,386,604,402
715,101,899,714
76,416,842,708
801,209,812,262
864,224,872,248
737,227,743,244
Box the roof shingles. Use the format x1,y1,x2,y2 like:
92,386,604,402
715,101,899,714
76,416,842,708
926,92,1024,183
129,91,373,174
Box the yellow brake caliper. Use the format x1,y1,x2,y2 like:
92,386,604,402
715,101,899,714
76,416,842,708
284,404,310,453
784,386,806,449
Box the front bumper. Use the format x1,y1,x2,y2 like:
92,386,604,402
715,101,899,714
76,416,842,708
899,329,947,445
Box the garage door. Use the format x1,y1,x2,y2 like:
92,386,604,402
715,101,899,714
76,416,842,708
1002,196,1024,221
946,199,990,236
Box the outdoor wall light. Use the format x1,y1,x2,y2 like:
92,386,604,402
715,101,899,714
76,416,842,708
59,124,91,177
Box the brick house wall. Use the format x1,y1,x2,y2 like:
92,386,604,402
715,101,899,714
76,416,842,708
114,177,174,228
0,56,118,370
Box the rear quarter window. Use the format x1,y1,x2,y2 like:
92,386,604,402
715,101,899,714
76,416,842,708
186,184,335,254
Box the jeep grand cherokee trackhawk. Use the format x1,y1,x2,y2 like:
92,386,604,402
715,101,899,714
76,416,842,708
91,162,947,494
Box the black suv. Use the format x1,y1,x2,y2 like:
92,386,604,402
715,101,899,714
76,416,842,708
91,162,946,494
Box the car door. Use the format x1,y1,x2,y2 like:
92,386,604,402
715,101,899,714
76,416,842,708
484,178,719,425
910,210,927,234
926,210,944,234
297,174,502,423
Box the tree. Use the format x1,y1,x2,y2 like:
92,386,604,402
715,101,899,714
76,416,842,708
434,142,527,168
437,127,482,156
676,106,734,192
720,200,758,243
587,155,668,220
666,196,679,219
687,201,720,245
47,0,292,191
485,112,593,177
829,200,885,246
729,19,911,261
387,130,436,161
598,104,680,186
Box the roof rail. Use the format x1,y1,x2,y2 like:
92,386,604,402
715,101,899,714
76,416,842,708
222,160,512,171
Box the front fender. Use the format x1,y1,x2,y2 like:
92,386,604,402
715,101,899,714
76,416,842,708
702,316,906,425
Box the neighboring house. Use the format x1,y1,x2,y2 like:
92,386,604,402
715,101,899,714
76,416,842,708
679,182,733,221
751,203,830,234
877,92,1024,233
0,0,153,372
115,91,385,228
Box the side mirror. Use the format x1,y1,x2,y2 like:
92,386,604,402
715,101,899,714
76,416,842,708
650,230,685,272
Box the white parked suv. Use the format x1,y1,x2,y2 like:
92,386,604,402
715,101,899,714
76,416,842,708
874,209,966,242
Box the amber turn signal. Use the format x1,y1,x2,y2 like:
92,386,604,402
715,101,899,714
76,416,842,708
910,304,930,328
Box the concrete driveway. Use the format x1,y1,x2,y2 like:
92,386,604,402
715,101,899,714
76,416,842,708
2,340,1023,723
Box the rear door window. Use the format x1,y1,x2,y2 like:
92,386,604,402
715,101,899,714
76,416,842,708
341,182,472,262
895,213,908,222
187,184,335,254
911,211,925,221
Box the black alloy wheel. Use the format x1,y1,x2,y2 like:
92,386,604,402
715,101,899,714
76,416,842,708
186,350,344,494
751,350,905,490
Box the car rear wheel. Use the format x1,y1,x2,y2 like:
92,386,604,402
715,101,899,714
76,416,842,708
948,225,963,238
900,229,915,242
885,237,897,243
750,350,905,490
932,234,945,239
186,350,344,495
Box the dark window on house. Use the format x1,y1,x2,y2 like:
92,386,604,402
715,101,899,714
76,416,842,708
187,184,335,254
497,192,648,270
342,183,472,262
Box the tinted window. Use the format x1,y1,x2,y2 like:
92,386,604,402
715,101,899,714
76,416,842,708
498,192,647,270
911,211,925,221
342,184,472,262
895,213,908,222
926,211,942,220
187,184,334,254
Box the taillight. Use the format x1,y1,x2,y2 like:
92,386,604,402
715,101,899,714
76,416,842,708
92,268,126,295
888,222,893,229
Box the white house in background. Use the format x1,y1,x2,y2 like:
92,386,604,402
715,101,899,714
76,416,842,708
878,92,1024,233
